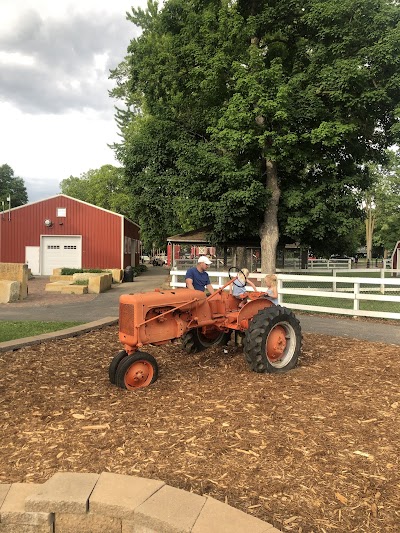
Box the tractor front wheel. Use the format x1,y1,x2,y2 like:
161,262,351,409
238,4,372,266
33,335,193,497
115,352,159,390
244,306,302,373
109,350,128,384
181,327,231,354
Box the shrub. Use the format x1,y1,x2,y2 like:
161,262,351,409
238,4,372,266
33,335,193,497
61,268,104,275
133,265,147,276
72,279,89,285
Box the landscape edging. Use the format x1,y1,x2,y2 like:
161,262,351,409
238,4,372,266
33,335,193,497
0,317,118,353
0,472,279,532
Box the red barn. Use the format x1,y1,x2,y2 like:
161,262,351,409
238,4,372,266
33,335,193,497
392,240,400,270
0,194,140,275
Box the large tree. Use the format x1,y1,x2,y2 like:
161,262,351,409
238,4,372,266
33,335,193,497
367,152,400,257
60,165,135,221
0,164,28,208
111,0,400,271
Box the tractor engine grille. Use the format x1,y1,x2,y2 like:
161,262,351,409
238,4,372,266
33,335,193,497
119,303,135,337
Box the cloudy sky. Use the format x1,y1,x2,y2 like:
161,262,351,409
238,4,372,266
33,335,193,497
0,0,148,202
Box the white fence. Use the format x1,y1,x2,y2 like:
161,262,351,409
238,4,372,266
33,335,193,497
170,269,400,320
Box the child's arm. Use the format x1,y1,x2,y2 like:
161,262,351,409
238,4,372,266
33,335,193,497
269,286,278,299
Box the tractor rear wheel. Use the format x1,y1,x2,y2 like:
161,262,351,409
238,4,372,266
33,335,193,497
115,352,159,390
109,350,128,384
244,306,302,373
181,327,231,354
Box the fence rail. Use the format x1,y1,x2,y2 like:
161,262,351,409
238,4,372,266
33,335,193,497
170,269,400,320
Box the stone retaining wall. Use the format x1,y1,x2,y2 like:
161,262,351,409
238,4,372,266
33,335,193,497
0,263,28,300
0,280,20,304
52,269,123,284
0,472,279,533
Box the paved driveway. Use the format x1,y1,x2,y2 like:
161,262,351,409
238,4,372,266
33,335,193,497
1,267,399,345
0,267,170,322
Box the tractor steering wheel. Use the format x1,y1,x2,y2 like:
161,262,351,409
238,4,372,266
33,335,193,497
228,267,247,288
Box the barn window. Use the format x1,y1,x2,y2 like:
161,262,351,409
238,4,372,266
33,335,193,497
47,245,60,250
64,245,77,250
57,208,66,217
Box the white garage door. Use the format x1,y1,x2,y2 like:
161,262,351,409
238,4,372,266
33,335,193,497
41,236,82,275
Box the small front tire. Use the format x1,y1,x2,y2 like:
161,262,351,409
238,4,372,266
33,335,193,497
109,350,128,384
115,352,159,390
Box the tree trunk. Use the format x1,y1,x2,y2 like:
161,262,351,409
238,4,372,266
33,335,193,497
365,199,375,262
260,159,280,274
236,246,249,270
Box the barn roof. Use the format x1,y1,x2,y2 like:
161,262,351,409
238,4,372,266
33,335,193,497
3,194,140,229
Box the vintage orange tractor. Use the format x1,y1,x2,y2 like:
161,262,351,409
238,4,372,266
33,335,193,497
109,268,302,390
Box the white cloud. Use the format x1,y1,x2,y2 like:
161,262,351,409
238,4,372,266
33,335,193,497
0,0,149,202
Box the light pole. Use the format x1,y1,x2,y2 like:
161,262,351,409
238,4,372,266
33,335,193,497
6,195,11,221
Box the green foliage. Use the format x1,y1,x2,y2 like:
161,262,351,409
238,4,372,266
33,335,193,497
368,150,400,253
72,279,89,285
133,264,148,275
110,0,400,260
60,165,135,221
0,164,28,207
60,268,104,275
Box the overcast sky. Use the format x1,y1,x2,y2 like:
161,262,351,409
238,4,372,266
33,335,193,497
0,0,148,202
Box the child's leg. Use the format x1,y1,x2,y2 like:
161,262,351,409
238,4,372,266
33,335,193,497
238,292,248,308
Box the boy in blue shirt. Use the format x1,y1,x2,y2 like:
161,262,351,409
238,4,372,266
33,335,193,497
185,256,215,293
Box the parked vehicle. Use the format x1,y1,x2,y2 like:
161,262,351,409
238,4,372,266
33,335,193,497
152,256,167,266
109,268,302,390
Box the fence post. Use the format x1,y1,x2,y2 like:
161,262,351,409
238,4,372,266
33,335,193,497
278,278,283,305
380,269,385,294
171,272,177,288
354,283,360,311
333,270,337,292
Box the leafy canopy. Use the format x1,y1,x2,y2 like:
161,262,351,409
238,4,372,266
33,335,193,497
368,151,400,253
60,165,134,221
0,164,28,208
110,0,400,262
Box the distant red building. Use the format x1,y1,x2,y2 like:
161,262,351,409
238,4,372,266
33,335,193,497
0,194,140,275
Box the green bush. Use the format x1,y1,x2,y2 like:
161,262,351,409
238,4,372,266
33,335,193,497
133,265,147,276
61,268,103,275
72,279,89,285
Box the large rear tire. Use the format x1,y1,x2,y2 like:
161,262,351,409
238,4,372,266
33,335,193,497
181,327,231,354
115,352,159,390
244,306,302,373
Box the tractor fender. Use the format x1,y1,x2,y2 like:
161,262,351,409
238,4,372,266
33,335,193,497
237,298,274,326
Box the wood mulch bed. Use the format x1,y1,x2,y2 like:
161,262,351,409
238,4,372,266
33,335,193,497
0,326,399,532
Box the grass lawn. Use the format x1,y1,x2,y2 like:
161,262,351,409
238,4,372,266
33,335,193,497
283,294,400,313
0,322,84,342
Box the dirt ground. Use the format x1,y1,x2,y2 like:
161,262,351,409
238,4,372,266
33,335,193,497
0,326,399,533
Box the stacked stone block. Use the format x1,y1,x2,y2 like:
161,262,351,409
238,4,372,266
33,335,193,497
0,472,279,532
0,263,28,302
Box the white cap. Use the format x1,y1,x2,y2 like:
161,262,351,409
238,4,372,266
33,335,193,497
198,255,212,265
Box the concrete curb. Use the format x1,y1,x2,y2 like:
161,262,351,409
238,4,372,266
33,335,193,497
0,472,279,532
0,317,118,353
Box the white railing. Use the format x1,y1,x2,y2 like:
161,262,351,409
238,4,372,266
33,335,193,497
307,258,352,269
170,269,400,320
